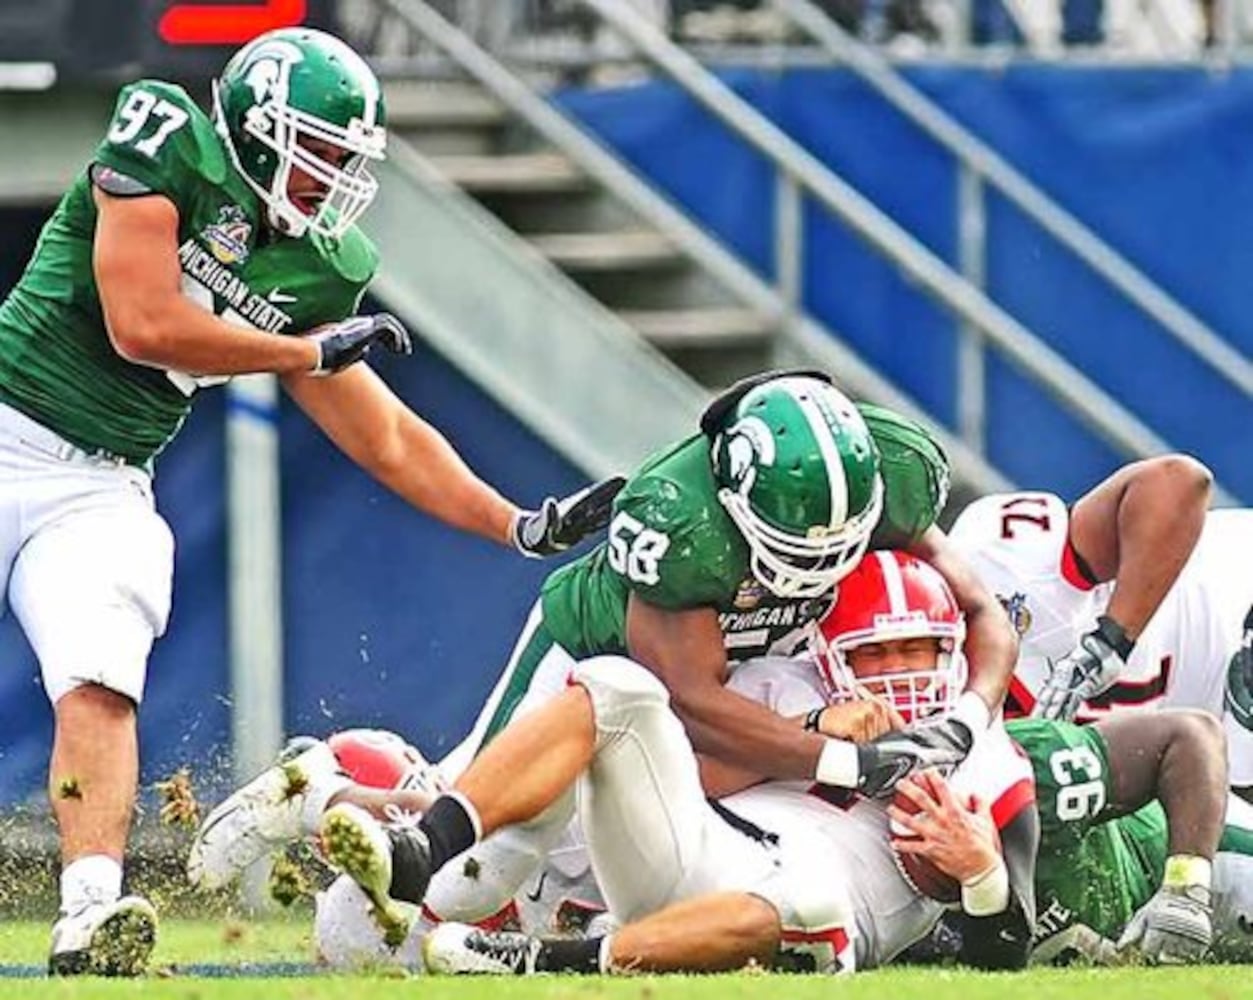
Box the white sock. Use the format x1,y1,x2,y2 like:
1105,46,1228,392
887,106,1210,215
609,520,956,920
60,855,122,915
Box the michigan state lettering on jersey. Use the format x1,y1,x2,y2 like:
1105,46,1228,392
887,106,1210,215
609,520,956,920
540,409,950,662
0,79,376,465
1006,718,1162,952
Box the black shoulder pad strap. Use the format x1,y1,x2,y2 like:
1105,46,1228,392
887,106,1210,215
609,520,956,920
699,367,835,439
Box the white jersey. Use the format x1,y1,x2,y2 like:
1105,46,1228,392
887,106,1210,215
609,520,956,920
725,658,1035,969
950,495,1253,782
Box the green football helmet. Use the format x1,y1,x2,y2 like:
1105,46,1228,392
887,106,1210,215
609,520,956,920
712,376,883,598
212,27,386,241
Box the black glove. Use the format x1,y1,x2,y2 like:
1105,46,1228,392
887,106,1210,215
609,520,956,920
512,476,626,558
305,313,413,375
855,716,975,799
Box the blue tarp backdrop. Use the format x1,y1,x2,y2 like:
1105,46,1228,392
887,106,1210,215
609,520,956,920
1,66,1251,803
557,65,1253,502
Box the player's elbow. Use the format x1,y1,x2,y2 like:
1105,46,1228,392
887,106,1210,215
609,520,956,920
102,303,168,366
1141,454,1213,509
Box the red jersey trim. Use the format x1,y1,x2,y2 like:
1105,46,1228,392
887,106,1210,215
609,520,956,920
1004,676,1037,719
991,777,1036,830
1060,538,1097,592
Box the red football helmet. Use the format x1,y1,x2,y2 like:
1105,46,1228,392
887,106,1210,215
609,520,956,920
815,550,966,723
327,728,441,793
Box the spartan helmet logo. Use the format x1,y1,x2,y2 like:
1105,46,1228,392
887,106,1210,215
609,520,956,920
242,40,303,107
722,416,775,494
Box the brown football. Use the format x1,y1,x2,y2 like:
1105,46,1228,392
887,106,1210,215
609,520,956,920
889,788,961,904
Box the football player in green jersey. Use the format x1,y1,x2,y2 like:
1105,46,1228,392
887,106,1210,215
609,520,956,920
402,371,1016,926
915,710,1238,966
0,27,616,976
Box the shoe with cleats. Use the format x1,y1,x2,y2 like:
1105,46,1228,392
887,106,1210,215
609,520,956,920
48,895,158,977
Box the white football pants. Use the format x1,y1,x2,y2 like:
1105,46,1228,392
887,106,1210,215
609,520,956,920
0,401,173,704
317,656,854,972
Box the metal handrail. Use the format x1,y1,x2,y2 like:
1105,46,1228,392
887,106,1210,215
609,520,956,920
777,0,1253,399
578,0,1205,475
375,0,1016,497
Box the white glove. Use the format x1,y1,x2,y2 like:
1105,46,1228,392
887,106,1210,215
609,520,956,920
1117,884,1213,964
1034,616,1132,722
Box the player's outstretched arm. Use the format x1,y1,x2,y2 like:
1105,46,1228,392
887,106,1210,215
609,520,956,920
283,364,521,546
910,525,1017,725
93,188,319,376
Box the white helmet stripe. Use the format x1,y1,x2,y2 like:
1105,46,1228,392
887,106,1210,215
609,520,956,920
878,550,909,614
782,380,846,528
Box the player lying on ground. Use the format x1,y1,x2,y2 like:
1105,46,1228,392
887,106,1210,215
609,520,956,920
906,709,1241,966
1008,711,1227,964
191,553,1035,974
415,372,1016,929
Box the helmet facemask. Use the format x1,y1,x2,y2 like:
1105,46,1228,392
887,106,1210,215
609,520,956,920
719,475,883,598
814,551,968,723
212,30,386,242
817,625,967,724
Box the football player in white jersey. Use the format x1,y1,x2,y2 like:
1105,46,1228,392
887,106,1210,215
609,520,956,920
190,552,1033,975
948,454,1213,723
947,456,1253,792
711,551,1039,971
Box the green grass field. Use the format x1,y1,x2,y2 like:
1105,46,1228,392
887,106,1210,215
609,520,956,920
0,918,1250,1000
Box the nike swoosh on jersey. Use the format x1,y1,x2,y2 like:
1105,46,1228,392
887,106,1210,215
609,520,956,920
267,289,298,304
524,871,548,903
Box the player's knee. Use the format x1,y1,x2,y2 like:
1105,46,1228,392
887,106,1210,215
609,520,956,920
573,656,670,729
1171,708,1226,757
52,682,137,720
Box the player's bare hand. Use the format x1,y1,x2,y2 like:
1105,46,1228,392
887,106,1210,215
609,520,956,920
305,312,413,375
818,695,905,743
889,770,1000,884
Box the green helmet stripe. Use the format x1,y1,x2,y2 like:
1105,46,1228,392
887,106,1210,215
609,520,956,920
781,379,843,528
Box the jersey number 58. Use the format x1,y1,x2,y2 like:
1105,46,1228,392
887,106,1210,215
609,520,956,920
607,512,670,586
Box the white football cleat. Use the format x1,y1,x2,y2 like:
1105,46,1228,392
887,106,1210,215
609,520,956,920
188,739,345,890
422,922,541,975
319,802,414,949
48,895,158,977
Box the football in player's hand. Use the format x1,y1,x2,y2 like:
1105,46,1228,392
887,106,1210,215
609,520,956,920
889,787,961,904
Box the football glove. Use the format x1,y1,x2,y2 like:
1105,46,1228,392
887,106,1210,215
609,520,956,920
305,313,413,375
855,716,974,799
1034,616,1133,722
1117,884,1212,965
512,476,627,559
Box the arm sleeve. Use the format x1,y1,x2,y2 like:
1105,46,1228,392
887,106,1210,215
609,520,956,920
952,806,1040,970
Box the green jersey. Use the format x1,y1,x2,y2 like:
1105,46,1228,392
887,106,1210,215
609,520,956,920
0,79,377,465
540,404,946,663
1008,718,1164,953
